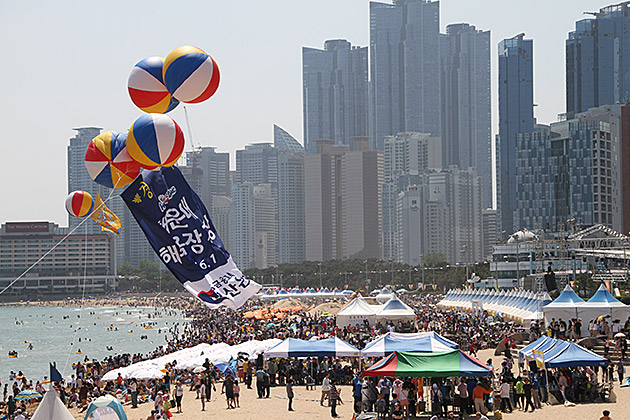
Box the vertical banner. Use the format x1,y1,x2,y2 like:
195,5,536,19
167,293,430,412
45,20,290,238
122,167,261,309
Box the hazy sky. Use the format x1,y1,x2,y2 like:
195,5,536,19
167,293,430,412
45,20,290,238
0,0,612,226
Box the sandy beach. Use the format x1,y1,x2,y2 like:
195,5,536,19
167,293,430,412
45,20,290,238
57,349,626,420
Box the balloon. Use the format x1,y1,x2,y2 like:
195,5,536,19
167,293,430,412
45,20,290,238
85,131,142,189
126,114,185,168
65,191,94,218
163,45,220,104
128,57,179,113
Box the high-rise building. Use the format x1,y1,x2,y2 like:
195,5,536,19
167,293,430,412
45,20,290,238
229,183,255,269
277,151,306,264
235,143,278,188
482,208,499,259
274,124,304,152
566,2,630,117
302,40,368,153
211,195,231,251
383,132,442,182
440,23,492,208
498,34,534,235
304,140,383,261
516,113,623,232
185,146,230,209
370,0,440,150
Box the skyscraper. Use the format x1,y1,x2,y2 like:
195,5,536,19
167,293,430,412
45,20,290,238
566,2,630,117
498,34,534,234
370,0,440,151
440,23,492,208
185,146,230,209
277,150,306,264
302,40,368,153
274,124,304,152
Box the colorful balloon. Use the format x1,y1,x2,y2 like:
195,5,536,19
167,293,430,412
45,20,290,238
128,57,179,113
126,114,185,168
65,191,94,218
163,45,220,104
85,131,142,189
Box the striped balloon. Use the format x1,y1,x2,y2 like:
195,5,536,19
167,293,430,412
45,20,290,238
128,56,179,113
163,45,220,104
85,131,141,189
65,191,94,218
126,114,185,168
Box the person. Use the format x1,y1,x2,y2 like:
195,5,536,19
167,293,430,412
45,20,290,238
515,376,525,409
523,377,534,412
600,410,612,420
352,374,363,413
199,381,206,411
379,376,392,408
458,378,469,415
233,380,240,408
499,378,512,413
205,373,215,402
222,374,235,409
147,410,158,420
321,373,331,406
375,393,387,419
475,412,489,420
472,383,491,415
617,361,625,383
14,409,25,420
329,379,342,418
130,379,138,408
430,383,442,416
286,378,295,411
174,382,184,413
391,401,403,420
256,368,266,399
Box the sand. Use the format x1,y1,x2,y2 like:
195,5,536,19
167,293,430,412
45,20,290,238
60,349,627,420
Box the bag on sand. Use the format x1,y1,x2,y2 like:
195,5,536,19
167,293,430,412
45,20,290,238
494,410,503,420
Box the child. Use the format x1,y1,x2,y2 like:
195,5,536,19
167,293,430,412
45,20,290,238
376,394,387,419
233,381,240,408
287,378,295,411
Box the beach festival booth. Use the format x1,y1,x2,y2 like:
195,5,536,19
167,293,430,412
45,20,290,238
577,284,630,326
542,284,585,325
375,296,416,322
361,332,459,358
364,350,492,378
518,336,609,368
84,395,127,420
264,337,360,358
336,296,379,327
31,390,75,420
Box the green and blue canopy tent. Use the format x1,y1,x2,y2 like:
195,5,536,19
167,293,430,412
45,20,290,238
363,350,492,378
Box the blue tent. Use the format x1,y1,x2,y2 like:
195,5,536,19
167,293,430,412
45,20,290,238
548,285,584,304
361,332,459,357
264,337,360,358
84,395,127,420
587,284,623,304
518,336,608,368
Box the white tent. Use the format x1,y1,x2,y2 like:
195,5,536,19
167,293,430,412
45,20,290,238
375,289,395,304
376,296,416,322
577,284,630,327
543,285,585,326
31,390,75,420
336,296,379,327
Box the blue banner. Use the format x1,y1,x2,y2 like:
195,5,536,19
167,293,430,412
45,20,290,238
122,166,261,309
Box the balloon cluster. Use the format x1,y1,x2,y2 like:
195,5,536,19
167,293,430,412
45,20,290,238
66,46,220,218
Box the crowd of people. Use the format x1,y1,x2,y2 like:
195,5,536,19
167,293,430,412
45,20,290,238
0,292,625,419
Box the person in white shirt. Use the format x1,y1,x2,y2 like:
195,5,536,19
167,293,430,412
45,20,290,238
14,409,25,420
321,374,331,406
499,379,513,413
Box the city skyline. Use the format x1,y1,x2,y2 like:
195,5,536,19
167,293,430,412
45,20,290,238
0,0,613,226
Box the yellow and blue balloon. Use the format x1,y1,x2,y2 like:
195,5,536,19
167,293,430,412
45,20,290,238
128,56,179,114
65,191,94,218
126,114,185,169
84,131,141,189
163,45,220,104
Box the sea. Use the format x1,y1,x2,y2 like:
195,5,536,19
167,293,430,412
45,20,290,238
0,304,187,383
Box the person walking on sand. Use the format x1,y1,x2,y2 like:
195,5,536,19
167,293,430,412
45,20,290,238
329,379,343,418
286,378,295,411
199,381,206,411
174,382,184,413
321,373,331,406
222,374,235,409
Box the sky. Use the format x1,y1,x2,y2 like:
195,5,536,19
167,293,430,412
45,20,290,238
0,0,613,227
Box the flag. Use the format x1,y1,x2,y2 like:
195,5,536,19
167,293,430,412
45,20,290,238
604,280,611,292
431,284,437,290
569,280,575,288
50,363,63,382
90,193,121,235
532,349,545,369
122,167,261,309
422,285,427,290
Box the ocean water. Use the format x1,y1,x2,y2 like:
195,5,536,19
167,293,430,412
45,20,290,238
0,304,187,383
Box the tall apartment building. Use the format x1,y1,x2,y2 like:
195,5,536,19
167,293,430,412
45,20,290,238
440,23,492,208
277,151,305,264
370,0,440,150
302,40,368,153
517,104,630,233
185,146,230,209
305,139,383,261
498,34,535,235
566,2,630,117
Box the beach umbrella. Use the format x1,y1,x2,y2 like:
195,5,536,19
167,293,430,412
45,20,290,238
614,332,626,338
16,390,43,400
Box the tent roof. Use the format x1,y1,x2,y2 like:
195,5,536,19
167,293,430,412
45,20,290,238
84,395,127,420
586,284,625,305
378,296,414,313
546,285,584,305
32,390,75,420
361,332,459,357
264,337,360,358
338,296,379,316
364,350,492,378
519,336,608,368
